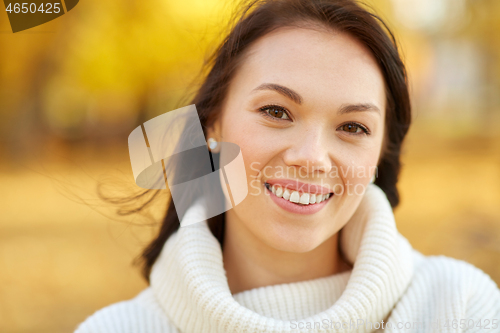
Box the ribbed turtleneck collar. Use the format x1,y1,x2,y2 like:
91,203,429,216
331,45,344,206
150,184,414,333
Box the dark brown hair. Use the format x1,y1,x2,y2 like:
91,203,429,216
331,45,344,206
107,0,411,283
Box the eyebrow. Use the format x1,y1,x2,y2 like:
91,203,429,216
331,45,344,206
337,103,381,115
251,83,303,105
251,82,381,115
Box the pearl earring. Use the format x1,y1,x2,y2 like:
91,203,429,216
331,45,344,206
370,174,376,184
207,137,218,151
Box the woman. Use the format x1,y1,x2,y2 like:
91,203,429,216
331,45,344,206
75,0,500,332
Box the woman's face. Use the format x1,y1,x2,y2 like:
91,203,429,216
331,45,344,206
209,26,386,253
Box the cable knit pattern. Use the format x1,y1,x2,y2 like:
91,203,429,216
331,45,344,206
74,184,500,333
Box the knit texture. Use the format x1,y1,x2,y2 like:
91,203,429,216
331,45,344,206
74,184,500,333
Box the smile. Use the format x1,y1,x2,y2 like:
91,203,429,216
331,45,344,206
265,182,331,205
264,182,333,215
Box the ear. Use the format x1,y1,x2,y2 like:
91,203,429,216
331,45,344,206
205,112,223,154
206,113,222,142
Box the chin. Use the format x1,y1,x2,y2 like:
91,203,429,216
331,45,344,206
260,222,327,253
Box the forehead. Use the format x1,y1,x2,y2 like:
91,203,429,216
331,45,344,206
231,26,386,111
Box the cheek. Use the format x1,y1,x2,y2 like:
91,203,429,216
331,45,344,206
334,146,380,193
221,113,273,197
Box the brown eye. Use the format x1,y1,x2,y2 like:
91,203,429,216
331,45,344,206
261,105,290,120
338,122,369,135
341,123,361,133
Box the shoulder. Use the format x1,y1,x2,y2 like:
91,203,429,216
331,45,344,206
408,251,500,318
412,252,499,291
73,287,179,333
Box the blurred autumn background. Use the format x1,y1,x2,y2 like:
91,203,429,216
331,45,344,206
1,0,499,332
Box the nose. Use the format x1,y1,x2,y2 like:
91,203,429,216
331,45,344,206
282,129,332,175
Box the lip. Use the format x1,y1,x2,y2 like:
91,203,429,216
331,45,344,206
264,183,331,215
265,178,333,195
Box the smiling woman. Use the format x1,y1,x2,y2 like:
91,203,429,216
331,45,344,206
75,0,500,332
207,26,388,294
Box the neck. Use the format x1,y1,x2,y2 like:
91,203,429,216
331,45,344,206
222,213,351,295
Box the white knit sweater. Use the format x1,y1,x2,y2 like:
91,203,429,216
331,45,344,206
74,184,500,333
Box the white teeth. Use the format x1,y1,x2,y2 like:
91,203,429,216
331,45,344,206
309,194,316,204
289,191,300,203
267,184,330,205
299,193,310,204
